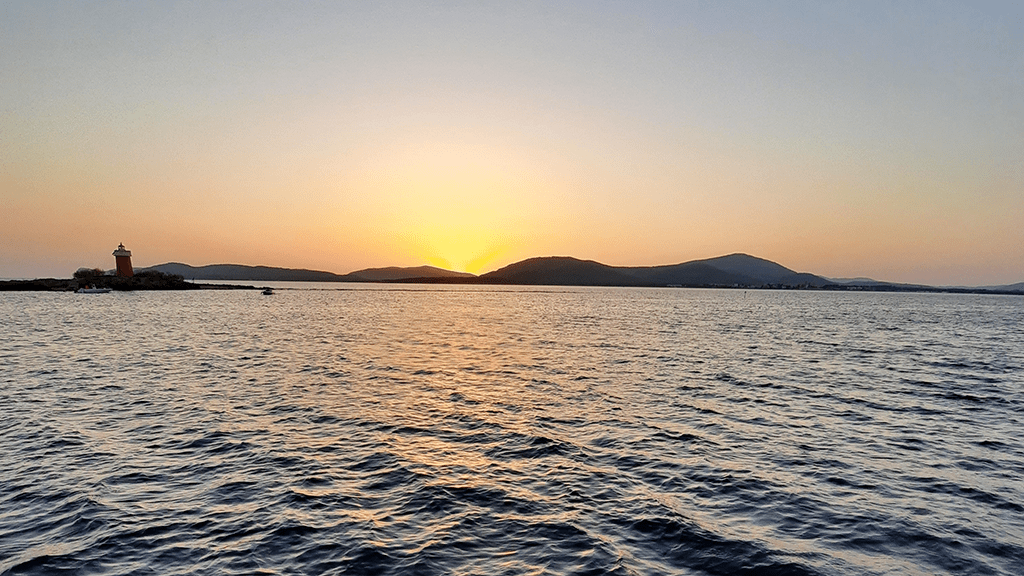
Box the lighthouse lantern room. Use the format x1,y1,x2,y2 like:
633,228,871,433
113,243,134,277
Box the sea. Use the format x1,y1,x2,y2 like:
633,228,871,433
1,284,1022,576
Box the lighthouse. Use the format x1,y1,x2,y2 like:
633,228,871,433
113,243,134,277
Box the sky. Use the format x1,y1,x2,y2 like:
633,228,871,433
2,1,1022,285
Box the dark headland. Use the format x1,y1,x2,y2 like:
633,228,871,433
4,254,1021,294
0,270,255,292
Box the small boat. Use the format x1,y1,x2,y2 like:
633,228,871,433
77,287,112,294
262,288,274,295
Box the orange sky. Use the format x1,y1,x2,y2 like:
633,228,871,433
2,2,1022,285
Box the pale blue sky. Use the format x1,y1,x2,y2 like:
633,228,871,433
2,1,1022,284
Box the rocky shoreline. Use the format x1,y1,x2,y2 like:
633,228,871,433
0,271,257,292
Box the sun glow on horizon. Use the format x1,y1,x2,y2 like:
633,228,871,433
350,136,565,275
400,229,514,275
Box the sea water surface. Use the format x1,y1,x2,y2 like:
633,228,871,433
1,286,1023,575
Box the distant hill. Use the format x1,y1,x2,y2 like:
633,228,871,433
347,266,476,281
826,276,937,290
624,254,832,287
480,257,647,286
481,253,831,287
141,256,1019,291
142,263,473,282
143,263,348,282
150,254,831,287
827,276,888,285
981,282,1024,293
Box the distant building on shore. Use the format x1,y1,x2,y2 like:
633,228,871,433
113,243,134,277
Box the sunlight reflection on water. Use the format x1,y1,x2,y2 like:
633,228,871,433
1,287,1023,575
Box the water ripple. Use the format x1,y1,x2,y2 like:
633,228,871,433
1,288,1023,575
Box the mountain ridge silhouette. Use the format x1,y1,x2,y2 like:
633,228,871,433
143,253,831,287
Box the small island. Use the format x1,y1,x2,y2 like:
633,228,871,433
0,243,258,292
0,270,258,292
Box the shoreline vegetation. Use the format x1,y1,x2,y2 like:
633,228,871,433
2,254,1021,294
0,271,257,292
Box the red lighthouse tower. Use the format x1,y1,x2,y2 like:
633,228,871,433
113,243,134,277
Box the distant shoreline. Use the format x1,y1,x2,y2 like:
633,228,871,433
383,276,1024,295
0,278,259,292
387,276,1024,295
2,276,1021,296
